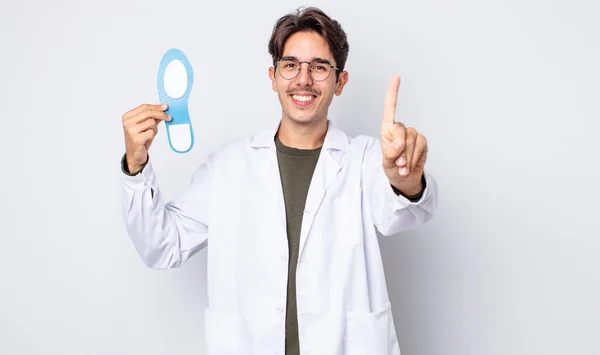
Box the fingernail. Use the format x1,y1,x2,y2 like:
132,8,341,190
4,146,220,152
396,157,406,166
161,104,168,109
167,115,172,121
401,167,409,175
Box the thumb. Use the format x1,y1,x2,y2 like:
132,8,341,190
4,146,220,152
382,123,406,167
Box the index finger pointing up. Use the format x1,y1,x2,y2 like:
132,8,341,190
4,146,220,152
383,75,401,124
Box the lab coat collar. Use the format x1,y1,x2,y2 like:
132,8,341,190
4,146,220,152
249,119,349,153
250,119,349,261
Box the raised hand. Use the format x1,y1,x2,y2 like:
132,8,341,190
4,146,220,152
122,103,172,173
380,75,428,196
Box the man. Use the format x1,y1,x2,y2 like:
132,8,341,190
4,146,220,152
121,7,438,355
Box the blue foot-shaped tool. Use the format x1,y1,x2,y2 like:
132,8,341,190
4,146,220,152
157,48,194,153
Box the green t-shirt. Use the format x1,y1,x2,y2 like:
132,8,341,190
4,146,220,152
275,134,322,355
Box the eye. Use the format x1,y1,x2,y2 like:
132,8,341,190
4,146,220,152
281,60,297,69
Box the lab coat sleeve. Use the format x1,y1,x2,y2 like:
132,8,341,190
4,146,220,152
364,137,439,236
121,156,211,269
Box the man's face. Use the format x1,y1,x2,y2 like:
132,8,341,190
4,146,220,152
269,31,348,126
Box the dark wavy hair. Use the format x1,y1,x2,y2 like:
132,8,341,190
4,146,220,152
268,7,349,81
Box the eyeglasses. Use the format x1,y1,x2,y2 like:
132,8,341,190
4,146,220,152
276,57,340,82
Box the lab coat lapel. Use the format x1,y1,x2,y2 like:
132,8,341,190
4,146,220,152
250,123,288,253
250,120,349,261
298,122,348,260
298,150,340,259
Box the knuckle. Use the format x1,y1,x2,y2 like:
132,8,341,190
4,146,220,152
390,138,405,150
383,148,396,159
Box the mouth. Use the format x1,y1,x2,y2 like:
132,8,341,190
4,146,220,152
289,93,318,107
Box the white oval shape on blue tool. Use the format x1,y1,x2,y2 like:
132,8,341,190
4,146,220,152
157,48,195,153
164,60,188,98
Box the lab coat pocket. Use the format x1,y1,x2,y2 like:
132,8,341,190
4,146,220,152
334,197,364,247
344,302,400,355
204,309,240,355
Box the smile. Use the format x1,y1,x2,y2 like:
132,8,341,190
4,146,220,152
291,94,317,106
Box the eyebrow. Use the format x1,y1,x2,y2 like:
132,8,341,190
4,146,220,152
281,56,332,65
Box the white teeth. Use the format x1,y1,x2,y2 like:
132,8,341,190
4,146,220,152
292,95,314,102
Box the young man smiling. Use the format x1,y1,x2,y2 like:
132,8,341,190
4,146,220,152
121,7,438,355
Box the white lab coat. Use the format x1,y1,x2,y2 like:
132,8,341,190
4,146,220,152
121,120,438,355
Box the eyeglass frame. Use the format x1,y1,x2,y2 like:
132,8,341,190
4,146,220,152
274,56,341,82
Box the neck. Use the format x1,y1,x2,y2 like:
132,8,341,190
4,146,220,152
277,118,328,149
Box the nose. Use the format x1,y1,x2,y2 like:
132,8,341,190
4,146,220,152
295,62,313,86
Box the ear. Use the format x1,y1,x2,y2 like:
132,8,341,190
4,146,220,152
334,71,349,96
269,66,277,92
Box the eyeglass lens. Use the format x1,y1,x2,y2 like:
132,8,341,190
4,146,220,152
278,59,332,81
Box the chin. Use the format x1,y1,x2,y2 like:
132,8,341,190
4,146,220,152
287,114,323,125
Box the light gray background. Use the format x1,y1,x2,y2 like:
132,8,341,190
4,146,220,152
1,0,599,354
